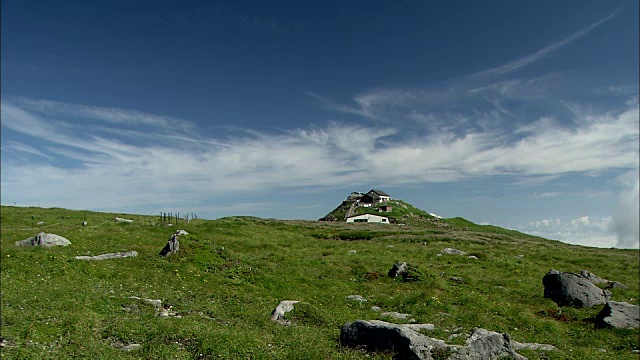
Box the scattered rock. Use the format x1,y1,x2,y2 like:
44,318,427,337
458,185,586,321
127,296,180,318
388,262,407,278
440,248,467,256
450,276,464,283
467,255,478,260
37,221,44,225
349,250,357,254
115,217,133,223
15,232,71,248
346,295,368,303
270,300,300,325
82,221,87,226
543,269,608,308
595,301,640,329
371,306,382,312
175,229,189,236
380,312,414,322
340,321,537,360
607,281,629,290
75,251,138,261
159,234,180,257
515,255,524,259
121,344,142,351
111,342,142,351
128,296,162,308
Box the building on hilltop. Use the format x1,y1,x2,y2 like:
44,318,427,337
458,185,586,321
366,189,391,203
346,213,390,224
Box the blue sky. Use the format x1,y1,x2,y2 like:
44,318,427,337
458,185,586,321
2,1,638,248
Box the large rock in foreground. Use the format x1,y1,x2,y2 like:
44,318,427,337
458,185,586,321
340,320,528,360
542,269,608,308
15,232,71,248
595,301,640,329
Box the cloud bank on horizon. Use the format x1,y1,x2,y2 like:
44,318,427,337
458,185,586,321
1,2,638,249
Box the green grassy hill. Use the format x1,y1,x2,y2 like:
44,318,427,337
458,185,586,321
1,205,638,359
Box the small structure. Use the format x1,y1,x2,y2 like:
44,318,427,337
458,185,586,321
379,205,393,212
346,214,390,224
367,189,391,203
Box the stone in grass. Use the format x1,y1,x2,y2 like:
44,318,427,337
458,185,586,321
388,262,424,282
270,301,326,326
271,300,300,325
15,232,71,248
159,234,180,257
543,269,609,308
595,301,640,329
388,262,407,278
75,251,138,260
440,248,467,256
346,295,368,303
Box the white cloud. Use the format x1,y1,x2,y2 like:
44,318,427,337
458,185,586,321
517,216,622,248
1,95,638,217
611,171,640,249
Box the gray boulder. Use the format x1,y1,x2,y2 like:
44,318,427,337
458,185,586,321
595,301,640,329
15,232,71,248
543,269,608,308
340,321,531,360
388,262,408,278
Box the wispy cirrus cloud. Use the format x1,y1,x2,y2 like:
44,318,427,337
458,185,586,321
1,94,638,214
473,9,620,77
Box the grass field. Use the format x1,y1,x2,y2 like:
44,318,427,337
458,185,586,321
1,206,638,359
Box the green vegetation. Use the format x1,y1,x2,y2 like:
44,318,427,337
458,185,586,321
1,205,638,359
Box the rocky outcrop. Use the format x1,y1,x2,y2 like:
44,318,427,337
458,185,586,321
542,269,609,308
595,301,640,329
340,320,538,360
15,232,71,248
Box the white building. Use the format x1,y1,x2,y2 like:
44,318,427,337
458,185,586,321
346,213,390,224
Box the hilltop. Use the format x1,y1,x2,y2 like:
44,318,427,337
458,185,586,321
1,205,638,359
320,189,446,226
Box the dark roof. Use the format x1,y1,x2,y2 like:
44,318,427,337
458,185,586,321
369,189,390,197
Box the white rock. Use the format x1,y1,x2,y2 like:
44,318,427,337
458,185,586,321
115,217,133,223
75,251,138,261
15,232,71,248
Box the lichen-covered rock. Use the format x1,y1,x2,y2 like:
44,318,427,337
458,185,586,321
543,269,608,308
15,232,71,248
595,301,640,329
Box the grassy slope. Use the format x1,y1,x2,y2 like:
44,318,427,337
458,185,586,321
1,206,638,359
